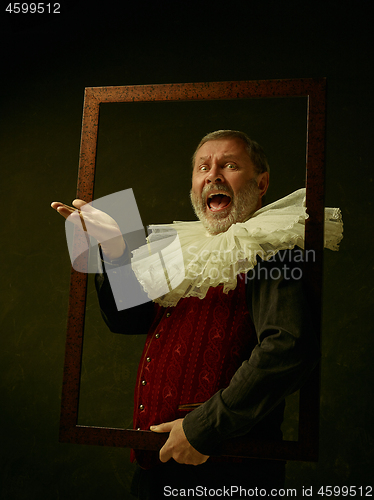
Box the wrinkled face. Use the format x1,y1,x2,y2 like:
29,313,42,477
190,138,268,235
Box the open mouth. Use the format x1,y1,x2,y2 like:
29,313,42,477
207,193,232,212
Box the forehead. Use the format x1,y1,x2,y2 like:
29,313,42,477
194,138,250,163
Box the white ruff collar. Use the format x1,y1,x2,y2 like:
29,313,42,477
131,188,343,307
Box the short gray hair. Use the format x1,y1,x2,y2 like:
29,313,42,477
192,130,270,175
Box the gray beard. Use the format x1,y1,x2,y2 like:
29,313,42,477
190,179,260,235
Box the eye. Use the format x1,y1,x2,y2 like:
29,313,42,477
199,165,209,171
226,163,237,169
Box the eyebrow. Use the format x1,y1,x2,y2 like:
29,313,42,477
197,153,240,163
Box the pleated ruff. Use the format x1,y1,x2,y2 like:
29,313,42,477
131,189,343,307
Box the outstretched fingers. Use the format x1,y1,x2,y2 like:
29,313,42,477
51,200,89,232
51,202,77,219
72,199,91,211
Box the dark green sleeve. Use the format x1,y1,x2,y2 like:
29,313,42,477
183,250,320,455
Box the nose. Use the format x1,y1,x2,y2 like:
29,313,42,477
206,164,223,184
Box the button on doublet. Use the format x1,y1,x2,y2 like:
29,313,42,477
136,308,172,424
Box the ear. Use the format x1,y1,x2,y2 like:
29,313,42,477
257,172,269,198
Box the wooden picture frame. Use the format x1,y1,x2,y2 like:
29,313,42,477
59,78,326,461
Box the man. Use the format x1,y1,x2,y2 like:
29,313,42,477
52,130,320,499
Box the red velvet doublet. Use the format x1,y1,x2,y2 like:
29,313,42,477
132,275,257,468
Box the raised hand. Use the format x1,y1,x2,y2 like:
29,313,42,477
51,199,126,260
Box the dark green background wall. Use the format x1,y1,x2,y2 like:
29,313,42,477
1,1,372,498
